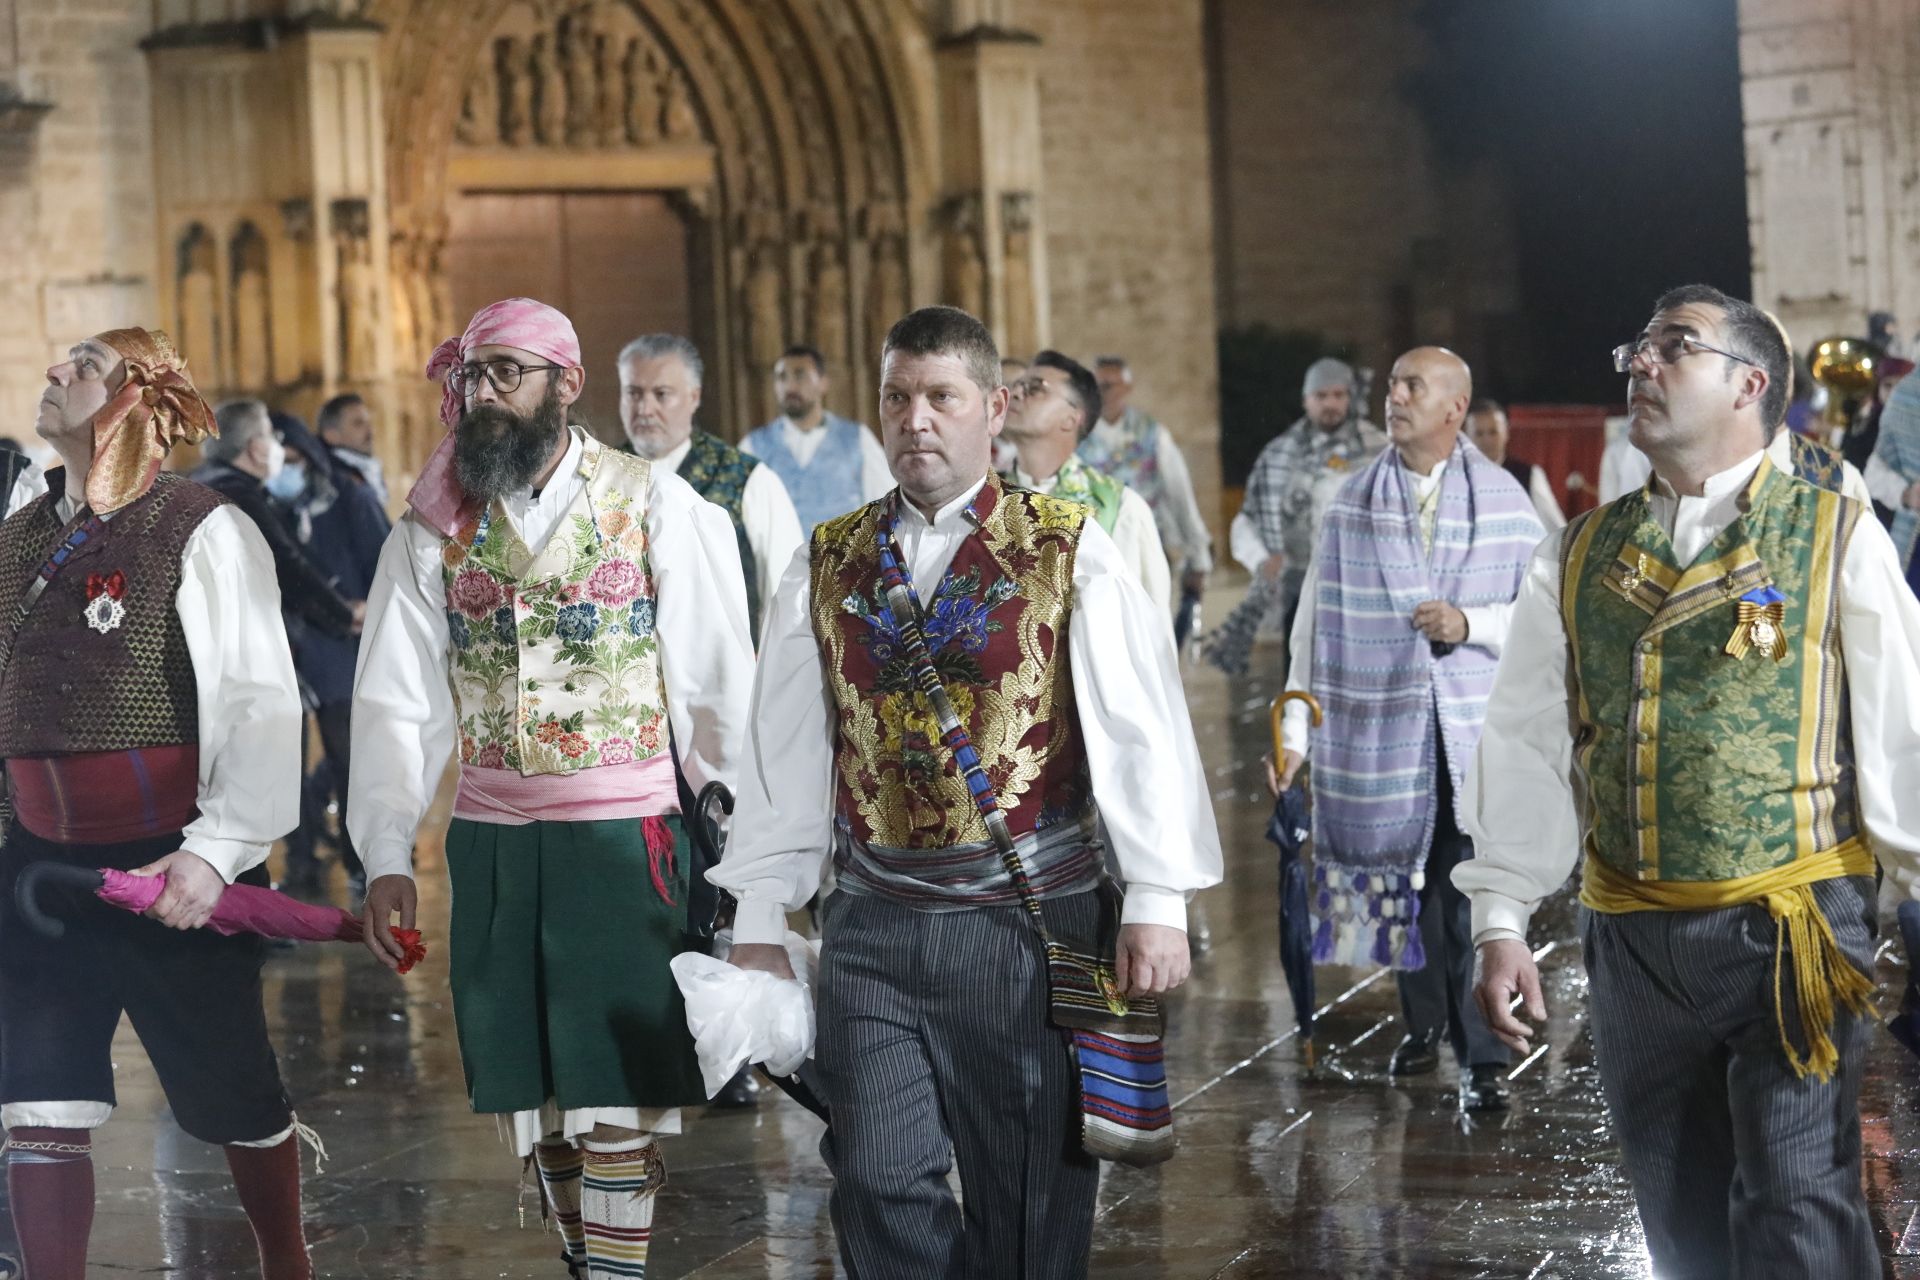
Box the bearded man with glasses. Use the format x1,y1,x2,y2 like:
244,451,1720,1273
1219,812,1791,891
1461,283,1920,1278
349,297,754,1280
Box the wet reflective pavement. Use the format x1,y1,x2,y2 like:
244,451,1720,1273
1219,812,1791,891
6,625,1920,1277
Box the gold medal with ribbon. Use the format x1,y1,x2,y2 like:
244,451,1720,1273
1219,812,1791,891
1724,584,1788,661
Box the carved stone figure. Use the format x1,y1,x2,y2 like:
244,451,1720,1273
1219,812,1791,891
177,225,223,391
389,233,419,373
811,241,849,380
943,194,986,320
662,65,699,142
866,237,906,374
455,45,499,146
335,214,382,382
561,23,593,146
592,32,620,147
1001,192,1037,361
532,33,565,146
746,250,785,371
622,38,662,145
230,225,272,390
499,36,531,146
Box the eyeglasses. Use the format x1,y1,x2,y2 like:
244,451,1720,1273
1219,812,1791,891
1013,375,1056,398
1611,333,1758,374
452,359,566,396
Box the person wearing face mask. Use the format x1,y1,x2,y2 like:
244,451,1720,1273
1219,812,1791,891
1275,346,1544,1114
196,400,358,644
1462,285,1920,1278
0,328,313,1280
350,297,754,1280
269,411,390,898
713,306,1223,1279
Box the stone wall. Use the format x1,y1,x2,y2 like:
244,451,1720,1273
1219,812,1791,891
0,0,159,451
1741,0,1920,351
1024,0,1225,535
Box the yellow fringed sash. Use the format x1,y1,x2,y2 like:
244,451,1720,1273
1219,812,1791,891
1580,841,1878,1082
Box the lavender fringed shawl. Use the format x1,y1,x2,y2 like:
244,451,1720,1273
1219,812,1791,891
1307,439,1543,969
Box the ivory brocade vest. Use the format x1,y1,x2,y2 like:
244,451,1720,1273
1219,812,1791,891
439,440,669,777
1561,458,1864,883
0,474,220,757
1076,408,1164,512
810,478,1094,850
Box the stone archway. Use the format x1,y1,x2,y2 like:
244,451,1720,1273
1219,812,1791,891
369,0,939,460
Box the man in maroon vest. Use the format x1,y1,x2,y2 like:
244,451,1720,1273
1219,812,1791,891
713,307,1223,1278
0,328,311,1279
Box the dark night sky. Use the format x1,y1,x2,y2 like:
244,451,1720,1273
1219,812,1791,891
1417,0,1751,405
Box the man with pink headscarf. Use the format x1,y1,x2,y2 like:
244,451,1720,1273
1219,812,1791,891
348,298,753,1279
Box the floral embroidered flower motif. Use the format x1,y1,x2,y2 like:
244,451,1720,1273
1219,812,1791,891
534,719,566,745
628,597,656,638
557,602,600,644
599,736,635,765
585,558,644,606
449,567,507,620
634,720,661,752
471,743,507,770
446,612,473,651
558,732,590,759
492,606,518,648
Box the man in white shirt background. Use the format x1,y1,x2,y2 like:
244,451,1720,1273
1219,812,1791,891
739,344,891,535
1001,348,1171,610
617,332,803,643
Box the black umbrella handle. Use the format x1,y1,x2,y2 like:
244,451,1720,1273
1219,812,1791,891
684,782,735,943
13,862,105,940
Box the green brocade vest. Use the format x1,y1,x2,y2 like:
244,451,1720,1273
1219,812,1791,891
1016,454,1124,534
1560,457,1863,883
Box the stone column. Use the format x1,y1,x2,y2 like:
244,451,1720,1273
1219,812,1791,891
1741,0,1920,347
933,22,1049,358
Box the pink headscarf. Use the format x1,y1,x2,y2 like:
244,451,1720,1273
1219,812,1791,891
411,297,583,536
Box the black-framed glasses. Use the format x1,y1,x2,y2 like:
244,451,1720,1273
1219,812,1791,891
453,359,566,396
1013,375,1057,398
1611,333,1758,374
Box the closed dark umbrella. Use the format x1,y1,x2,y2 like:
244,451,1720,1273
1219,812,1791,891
1269,691,1323,1066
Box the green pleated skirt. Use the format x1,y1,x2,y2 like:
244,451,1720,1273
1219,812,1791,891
443,815,707,1114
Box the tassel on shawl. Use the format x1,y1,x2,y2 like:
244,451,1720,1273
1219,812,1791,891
642,816,677,906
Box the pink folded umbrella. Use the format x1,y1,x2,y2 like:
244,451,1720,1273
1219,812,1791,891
15,861,363,944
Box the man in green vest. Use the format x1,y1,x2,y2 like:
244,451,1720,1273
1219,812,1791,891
1458,284,1920,1278
1001,349,1170,610
617,333,803,642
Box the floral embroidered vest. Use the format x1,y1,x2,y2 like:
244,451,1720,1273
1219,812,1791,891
676,429,763,634
440,437,667,776
1076,407,1164,511
809,476,1093,849
1009,454,1123,533
1561,459,1863,882
1785,430,1848,493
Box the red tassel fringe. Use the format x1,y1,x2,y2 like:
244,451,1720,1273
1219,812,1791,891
643,816,676,906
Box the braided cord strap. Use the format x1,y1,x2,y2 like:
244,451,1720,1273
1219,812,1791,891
874,508,1055,945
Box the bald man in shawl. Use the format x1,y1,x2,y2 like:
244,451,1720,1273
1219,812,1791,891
0,330,311,1279
350,298,753,1280
1275,347,1544,1113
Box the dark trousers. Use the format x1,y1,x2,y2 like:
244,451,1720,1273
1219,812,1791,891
0,825,293,1144
1582,876,1879,1279
1395,761,1509,1070
816,890,1099,1280
287,701,361,879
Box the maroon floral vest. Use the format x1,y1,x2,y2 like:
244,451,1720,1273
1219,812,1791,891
808,476,1093,849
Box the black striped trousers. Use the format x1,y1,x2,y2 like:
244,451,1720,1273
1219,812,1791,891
815,889,1101,1280
1580,875,1880,1279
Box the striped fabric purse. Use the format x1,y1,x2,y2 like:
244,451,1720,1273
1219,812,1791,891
874,510,1175,1167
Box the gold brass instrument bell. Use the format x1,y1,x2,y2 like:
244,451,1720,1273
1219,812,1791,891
1809,336,1886,432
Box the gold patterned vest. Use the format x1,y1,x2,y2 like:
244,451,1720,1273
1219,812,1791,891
439,436,668,776
1560,458,1863,882
810,476,1093,849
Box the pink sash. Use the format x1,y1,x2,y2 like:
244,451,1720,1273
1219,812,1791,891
452,754,680,825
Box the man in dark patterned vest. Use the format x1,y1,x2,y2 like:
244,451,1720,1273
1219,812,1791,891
0,328,312,1279
713,307,1224,1279
617,333,802,641
1462,285,1920,1278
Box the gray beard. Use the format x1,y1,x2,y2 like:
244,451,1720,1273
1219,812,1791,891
454,391,565,501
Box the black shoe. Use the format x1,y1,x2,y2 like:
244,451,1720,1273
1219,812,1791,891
1462,1063,1511,1114
1387,1032,1441,1077
709,1067,762,1109
558,1247,581,1278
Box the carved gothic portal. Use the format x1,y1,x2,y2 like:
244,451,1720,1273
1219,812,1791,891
371,0,939,462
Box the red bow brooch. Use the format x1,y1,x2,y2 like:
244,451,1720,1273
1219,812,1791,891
83,570,127,634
